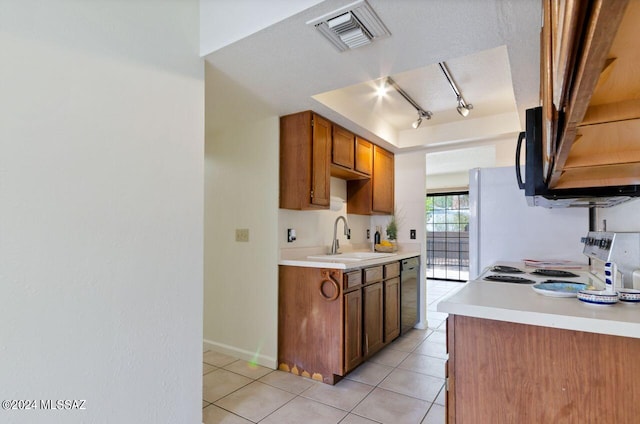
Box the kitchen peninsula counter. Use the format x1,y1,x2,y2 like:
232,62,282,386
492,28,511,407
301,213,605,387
439,278,640,423
438,280,640,338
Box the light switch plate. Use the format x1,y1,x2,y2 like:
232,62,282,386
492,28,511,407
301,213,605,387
410,229,416,239
235,228,249,242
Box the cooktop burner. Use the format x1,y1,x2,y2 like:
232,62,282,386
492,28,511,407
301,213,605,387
491,265,524,274
484,275,536,284
531,269,579,278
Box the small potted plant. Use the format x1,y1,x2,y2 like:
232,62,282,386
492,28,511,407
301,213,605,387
386,215,397,242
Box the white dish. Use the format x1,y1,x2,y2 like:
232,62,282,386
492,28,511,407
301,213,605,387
618,288,640,303
577,290,618,306
531,282,588,298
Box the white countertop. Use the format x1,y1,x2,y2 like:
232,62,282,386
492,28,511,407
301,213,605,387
438,279,640,339
279,250,421,270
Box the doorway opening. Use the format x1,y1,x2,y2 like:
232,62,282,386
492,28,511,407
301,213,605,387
426,192,469,281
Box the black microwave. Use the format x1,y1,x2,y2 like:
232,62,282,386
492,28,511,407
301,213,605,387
515,107,640,208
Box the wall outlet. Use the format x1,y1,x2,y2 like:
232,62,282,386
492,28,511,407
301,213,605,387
287,228,296,243
367,229,370,239
235,228,249,242
410,229,416,240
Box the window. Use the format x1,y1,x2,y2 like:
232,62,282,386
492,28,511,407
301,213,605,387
426,192,469,281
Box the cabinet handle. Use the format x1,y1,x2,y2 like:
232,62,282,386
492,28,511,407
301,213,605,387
365,334,369,355
318,271,340,301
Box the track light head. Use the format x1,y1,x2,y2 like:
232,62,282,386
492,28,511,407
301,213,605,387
456,96,473,117
412,110,432,129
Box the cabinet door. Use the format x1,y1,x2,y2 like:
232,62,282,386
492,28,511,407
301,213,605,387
344,289,363,373
332,126,355,169
311,114,331,207
384,277,400,342
372,146,394,214
363,282,384,356
355,137,373,175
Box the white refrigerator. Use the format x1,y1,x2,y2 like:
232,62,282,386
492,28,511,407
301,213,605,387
469,166,589,279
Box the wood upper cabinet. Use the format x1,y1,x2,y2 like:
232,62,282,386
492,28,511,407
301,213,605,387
280,111,331,210
332,125,355,169
542,0,640,189
372,146,394,214
280,110,390,211
347,145,394,215
355,137,373,175
330,128,372,180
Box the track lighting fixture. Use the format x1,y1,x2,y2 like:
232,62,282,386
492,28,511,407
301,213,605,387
456,96,472,117
412,110,431,129
439,62,473,118
385,77,432,129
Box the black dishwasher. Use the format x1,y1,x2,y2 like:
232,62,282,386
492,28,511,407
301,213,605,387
400,256,420,334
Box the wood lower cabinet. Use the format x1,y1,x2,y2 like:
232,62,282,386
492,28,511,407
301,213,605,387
344,289,363,373
278,262,401,384
446,315,640,423
363,282,384,356
280,111,331,210
384,277,400,341
278,266,343,384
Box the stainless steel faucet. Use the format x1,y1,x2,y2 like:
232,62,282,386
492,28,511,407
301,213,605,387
331,215,350,254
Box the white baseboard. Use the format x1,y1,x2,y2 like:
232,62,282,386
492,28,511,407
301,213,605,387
202,339,277,369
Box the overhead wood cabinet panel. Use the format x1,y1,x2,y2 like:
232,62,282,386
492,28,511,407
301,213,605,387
280,111,331,210
564,119,640,169
547,0,640,189
332,125,355,169
372,146,394,214
354,137,373,175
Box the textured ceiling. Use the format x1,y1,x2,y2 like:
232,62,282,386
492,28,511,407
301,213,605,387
204,0,541,153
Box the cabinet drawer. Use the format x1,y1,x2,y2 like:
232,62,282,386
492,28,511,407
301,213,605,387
344,270,362,290
364,266,383,283
384,262,400,278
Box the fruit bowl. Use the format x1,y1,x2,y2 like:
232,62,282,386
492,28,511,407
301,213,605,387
375,242,397,253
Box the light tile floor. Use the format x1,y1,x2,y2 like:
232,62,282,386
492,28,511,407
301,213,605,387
202,279,464,424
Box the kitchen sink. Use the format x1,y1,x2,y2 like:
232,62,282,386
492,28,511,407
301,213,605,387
307,252,397,261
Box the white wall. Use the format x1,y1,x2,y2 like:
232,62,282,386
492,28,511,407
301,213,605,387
596,200,640,232
426,135,519,191
279,178,372,254
0,2,203,423
204,64,280,368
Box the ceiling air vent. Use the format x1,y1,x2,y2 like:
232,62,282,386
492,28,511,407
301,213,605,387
307,0,391,52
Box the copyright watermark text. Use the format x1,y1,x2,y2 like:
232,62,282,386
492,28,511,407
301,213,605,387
2,400,86,410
